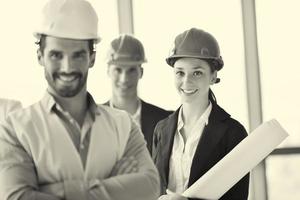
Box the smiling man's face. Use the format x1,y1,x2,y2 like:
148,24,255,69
38,36,95,97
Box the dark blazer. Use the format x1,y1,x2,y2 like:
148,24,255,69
152,101,249,200
103,100,172,152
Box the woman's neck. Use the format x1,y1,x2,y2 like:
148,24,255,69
181,97,209,126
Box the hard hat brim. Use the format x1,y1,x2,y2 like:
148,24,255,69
166,55,223,70
33,32,101,44
108,59,147,66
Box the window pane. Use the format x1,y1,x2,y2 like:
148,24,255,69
0,0,118,106
256,0,300,147
88,0,119,103
256,1,300,199
133,0,249,130
266,155,300,199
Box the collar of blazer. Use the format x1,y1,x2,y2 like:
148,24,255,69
155,101,231,188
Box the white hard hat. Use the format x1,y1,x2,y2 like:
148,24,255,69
34,0,101,43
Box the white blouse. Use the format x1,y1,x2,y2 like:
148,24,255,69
168,102,212,193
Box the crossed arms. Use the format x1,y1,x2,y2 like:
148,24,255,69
0,120,160,200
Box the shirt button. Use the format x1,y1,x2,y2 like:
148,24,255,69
80,144,85,149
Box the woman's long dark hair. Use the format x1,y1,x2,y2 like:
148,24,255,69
208,89,217,104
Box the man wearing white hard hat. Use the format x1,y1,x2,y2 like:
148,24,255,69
104,34,172,153
0,0,159,200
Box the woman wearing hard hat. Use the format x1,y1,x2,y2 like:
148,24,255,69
152,28,249,200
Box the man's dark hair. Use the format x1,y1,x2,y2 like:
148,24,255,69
36,34,95,55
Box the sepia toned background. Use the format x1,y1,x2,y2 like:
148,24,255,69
0,0,299,199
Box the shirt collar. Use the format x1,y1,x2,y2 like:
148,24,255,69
132,99,141,119
109,98,142,117
177,101,212,131
41,91,100,118
177,107,184,131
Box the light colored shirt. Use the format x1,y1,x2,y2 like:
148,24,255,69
109,99,142,128
168,102,212,193
0,98,22,122
51,93,98,168
0,92,159,200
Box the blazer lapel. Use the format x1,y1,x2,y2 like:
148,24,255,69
157,109,179,188
188,103,230,186
141,101,152,140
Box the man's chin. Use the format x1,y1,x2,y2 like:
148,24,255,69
59,92,78,98
55,87,82,98
118,91,133,98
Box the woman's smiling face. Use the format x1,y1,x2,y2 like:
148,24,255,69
173,57,217,104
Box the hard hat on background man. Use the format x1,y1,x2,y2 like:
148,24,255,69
33,0,100,43
166,28,223,71
107,34,147,65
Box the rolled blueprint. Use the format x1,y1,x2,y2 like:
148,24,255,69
182,119,289,199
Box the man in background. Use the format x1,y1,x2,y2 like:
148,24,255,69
0,0,159,199
105,34,172,152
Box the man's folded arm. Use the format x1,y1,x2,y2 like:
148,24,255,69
57,119,160,200
90,120,160,200
0,123,61,200
37,118,160,200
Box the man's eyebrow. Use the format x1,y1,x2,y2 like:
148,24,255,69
48,50,61,53
74,49,88,54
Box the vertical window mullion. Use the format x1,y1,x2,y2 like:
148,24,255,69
117,0,134,34
241,0,267,199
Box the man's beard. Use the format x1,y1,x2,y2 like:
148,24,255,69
45,71,88,98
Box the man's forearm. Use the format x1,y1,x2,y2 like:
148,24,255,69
40,181,88,200
41,170,158,200
9,190,61,200
91,170,159,200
